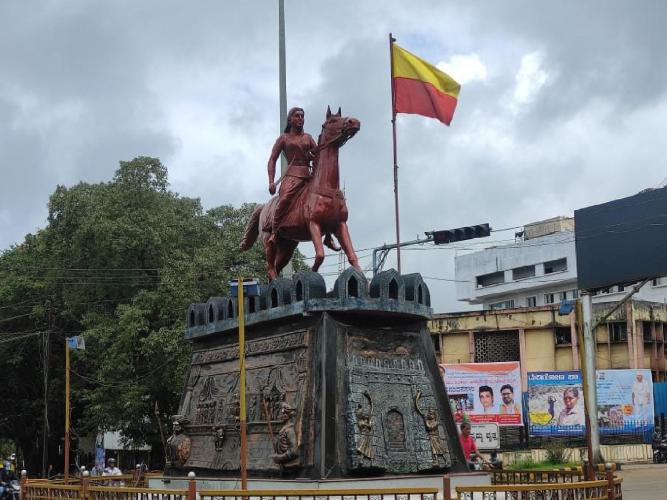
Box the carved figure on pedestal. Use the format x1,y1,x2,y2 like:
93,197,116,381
230,392,240,425
261,368,287,420
415,390,449,466
214,426,225,450
166,416,192,469
272,402,300,472
240,107,362,280
355,391,374,463
211,426,233,470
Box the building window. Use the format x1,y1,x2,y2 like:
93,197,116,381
527,296,537,307
608,322,627,343
643,322,653,342
512,265,536,280
652,277,667,287
474,330,520,362
570,289,579,299
476,271,505,288
432,334,441,356
617,285,625,293
544,293,555,304
558,291,567,302
489,299,515,310
544,258,567,274
555,327,572,345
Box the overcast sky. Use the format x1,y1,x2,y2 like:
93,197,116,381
1,0,666,312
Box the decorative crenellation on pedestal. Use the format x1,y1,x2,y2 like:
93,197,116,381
185,268,432,339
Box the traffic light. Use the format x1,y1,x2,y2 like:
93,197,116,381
427,223,491,245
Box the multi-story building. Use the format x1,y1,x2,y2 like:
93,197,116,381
430,216,667,385
455,216,667,310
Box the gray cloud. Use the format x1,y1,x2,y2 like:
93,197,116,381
1,0,666,311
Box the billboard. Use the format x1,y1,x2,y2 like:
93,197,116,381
596,369,654,432
441,362,523,425
575,186,667,290
527,371,585,436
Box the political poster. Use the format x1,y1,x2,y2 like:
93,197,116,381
596,369,654,432
527,371,585,436
441,362,523,425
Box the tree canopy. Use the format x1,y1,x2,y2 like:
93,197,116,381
0,156,302,474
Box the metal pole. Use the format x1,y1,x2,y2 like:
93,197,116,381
581,292,603,463
279,0,287,152
592,279,649,331
237,278,248,489
154,402,168,466
278,0,292,277
389,33,401,273
372,234,434,275
42,301,51,478
64,341,70,484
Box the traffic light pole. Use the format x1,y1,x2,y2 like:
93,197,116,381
371,223,491,275
372,235,433,276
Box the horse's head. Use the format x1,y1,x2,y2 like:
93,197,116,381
318,106,360,148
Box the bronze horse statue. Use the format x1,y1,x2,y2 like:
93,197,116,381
240,107,362,280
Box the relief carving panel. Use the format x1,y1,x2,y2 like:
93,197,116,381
345,330,453,473
174,329,312,473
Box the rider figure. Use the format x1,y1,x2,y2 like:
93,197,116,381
267,107,318,244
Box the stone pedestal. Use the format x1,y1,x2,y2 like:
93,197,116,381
173,269,466,478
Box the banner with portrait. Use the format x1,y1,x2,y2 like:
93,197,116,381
527,371,585,436
596,369,654,433
441,362,523,425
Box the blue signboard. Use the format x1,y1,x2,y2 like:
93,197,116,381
527,371,585,436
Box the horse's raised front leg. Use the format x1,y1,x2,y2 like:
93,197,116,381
334,222,361,271
308,221,326,272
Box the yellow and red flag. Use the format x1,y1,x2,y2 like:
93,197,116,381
392,43,461,126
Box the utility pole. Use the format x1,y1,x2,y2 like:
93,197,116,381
579,292,603,466
64,340,71,483
42,300,51,478
577,280,649,471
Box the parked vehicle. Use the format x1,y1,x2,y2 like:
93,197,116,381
0,480,20,500
652,434,667,463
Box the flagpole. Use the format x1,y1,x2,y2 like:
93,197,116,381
389,33,401,273
64,340,70,484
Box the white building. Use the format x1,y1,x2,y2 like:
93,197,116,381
455,216,667,310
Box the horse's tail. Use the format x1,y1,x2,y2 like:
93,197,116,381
240,204,264,251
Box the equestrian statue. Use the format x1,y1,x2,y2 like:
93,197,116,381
240,106,362,280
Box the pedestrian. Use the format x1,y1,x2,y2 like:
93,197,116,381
459,422,480,469
102,457,122,486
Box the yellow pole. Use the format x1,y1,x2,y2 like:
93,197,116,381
237,278,248,489
64,340,70,484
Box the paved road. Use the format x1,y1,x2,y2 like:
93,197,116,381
617,463,667,500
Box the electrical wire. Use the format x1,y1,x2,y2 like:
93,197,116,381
0,331,44,344
70,350,184,389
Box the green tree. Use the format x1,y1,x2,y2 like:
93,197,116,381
0,156,303,474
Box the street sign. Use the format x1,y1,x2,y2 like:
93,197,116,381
471,423,500,450
229,279,260,297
